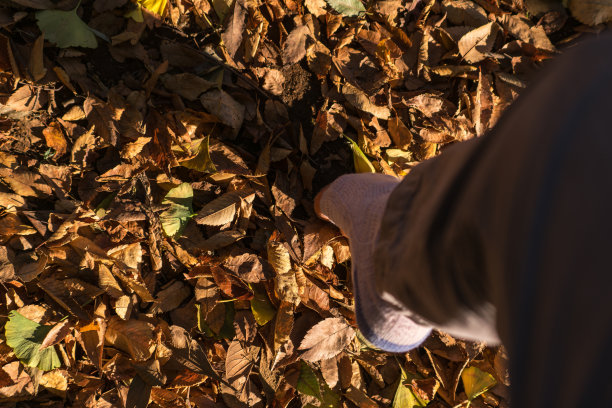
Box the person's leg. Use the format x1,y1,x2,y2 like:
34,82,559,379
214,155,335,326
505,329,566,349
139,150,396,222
374,32,612,406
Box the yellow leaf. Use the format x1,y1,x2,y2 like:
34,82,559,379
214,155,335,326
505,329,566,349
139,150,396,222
461,366,497,401
344,135,376,173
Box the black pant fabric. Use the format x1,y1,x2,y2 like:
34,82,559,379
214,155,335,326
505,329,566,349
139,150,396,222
374,32,612,407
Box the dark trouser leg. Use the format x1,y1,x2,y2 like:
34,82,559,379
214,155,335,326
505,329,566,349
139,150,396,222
375,32,612,407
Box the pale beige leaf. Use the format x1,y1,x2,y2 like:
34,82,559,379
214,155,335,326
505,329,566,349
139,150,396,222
320,357,339,388
195,190,249,226
114,295,132,320
262,69,285,96
62,105,86,121
298,317,355,362
40,370,68,398
98,264,124,298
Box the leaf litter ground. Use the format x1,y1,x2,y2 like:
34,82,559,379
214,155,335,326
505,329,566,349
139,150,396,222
0,0,608,407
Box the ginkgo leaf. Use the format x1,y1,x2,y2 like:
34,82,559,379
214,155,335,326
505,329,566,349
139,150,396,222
297,360,321,399
160,183,193,238
195,190,251,226
180,136,217,173
250,284,276,326
138,0,168,16
325,0,365,16
298,317,355,362
393,367,427,408
344,136,376,173
36,7,98,49
461,366,497,401
5,311,61,371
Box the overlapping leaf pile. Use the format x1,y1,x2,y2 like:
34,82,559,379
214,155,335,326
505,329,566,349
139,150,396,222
0,0,609,406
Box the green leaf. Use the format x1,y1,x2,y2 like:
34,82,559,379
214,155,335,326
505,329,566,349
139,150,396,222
160,183,194,238
217,301,235,339
461,366,496,401
36,7,98,49
344,135,376,173
5,311,61,371
320,382,341,408
325,0,365,16
297,360,321,399
249,284,275,326
180,136,217,173
393,367,427,408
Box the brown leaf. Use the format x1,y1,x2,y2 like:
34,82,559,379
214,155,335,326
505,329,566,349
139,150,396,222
194,190,251,225
568,0,612,25
282,25,310,65
262,69,285,96
298,317,355,362
0,167,53,198
40,320,74,350
343,83,391,119
233,310,257,342
83,97,119,146
28,34,46,81
200,90,245,137
149,281,191,314
320,357,339,388
274,301,294,352
162,73,215,101
388,116,413,149
458,22,501,64
0,246,15,282
223,248,266,283
222,0,247,58
104,317,155,361
225,340,259,385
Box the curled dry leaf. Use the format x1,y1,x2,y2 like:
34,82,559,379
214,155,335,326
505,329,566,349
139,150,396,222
298,317,355,362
